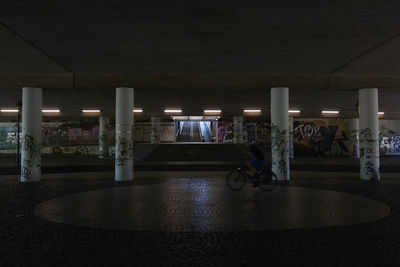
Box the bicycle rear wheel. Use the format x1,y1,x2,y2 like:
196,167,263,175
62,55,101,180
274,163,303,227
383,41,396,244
226,170,246,190
259,169,278,191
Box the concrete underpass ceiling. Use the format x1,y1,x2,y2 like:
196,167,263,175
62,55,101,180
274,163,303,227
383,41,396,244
1,0,400,118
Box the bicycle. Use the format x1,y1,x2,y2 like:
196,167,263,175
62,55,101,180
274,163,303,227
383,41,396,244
226,163,278,191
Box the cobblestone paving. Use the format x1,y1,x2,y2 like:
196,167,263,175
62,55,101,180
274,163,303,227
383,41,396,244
35,179,389,232
1,176,400,266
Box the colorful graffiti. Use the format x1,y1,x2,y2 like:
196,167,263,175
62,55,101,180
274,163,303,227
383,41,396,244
42,122,100,146
379,120,400,155
293,119,350,156
218,121,270,144
246,122,270,144
243,123,256,143
243,122,271,144
115,135,134,165
360,127,380,180
42,122,100,155
1,119,400,157
380,132,400,155
0,123,19,149
0,121,176,154
271,124,289,180
0,122,101,154
21,134,41,181
233,117,244,143
218,121,234,143
41,145,99,155
135,123,175,143
99,117,112,158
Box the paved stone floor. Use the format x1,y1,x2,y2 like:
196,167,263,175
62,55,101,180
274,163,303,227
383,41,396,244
35,179,389,232
1,172,400,266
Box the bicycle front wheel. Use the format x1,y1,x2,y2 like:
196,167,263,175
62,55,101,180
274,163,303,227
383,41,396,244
259,169,278,191
226,170,246,190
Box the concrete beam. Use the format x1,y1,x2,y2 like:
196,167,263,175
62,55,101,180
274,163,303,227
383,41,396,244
0,24,73,89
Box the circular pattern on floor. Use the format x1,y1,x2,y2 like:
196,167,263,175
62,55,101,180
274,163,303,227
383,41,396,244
35,178,390,231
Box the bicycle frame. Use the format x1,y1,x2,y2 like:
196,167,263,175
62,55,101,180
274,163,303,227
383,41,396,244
236,166,260,185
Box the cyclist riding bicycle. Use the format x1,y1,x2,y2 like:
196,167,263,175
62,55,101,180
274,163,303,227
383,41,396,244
245,144,267,177
226,143,276,191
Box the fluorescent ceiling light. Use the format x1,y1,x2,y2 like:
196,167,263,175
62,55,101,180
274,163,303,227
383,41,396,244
133,109,143,113
42,109,60,113
289,110,300,113
189,116,203,120
82,109,101,113
204,109,221,113
378,111,385,115
321,110,339,114
204,116,219,120
172,116,188,120
244,109,261,113
1,109,19,112
164,109,182,113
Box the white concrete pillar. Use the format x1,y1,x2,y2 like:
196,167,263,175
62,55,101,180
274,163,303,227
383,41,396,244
20,87,42,182
115,87,134,181
271,87,290,181
359,88,380,181
233,116,244,144
151,116,161,144
349,118,360,158
99,117,110,159
289,116,294,158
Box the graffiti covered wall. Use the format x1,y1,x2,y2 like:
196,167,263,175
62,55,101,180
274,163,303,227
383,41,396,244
379,120,400,155
42,122,100,155
218,121,270,144
134,123,175,143
243,122,271,144
0,121,176,154
0,123,19,152
293,119,350,156
293,118,400,156
42,122,100,146
218,121,234,143
134,123,151,142
218,118,400,157
2,119,400,156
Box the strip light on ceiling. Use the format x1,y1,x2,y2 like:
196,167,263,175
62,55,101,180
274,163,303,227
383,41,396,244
133,109,143,113
42,109,60,113
164,109,182,113
1,109,19,112
288,110,300,113
204,109,221,113
378,111,385,115
189,116,204,120
244,109,261,113
321,110,339,114
82,109,101,113
172,116,188,120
